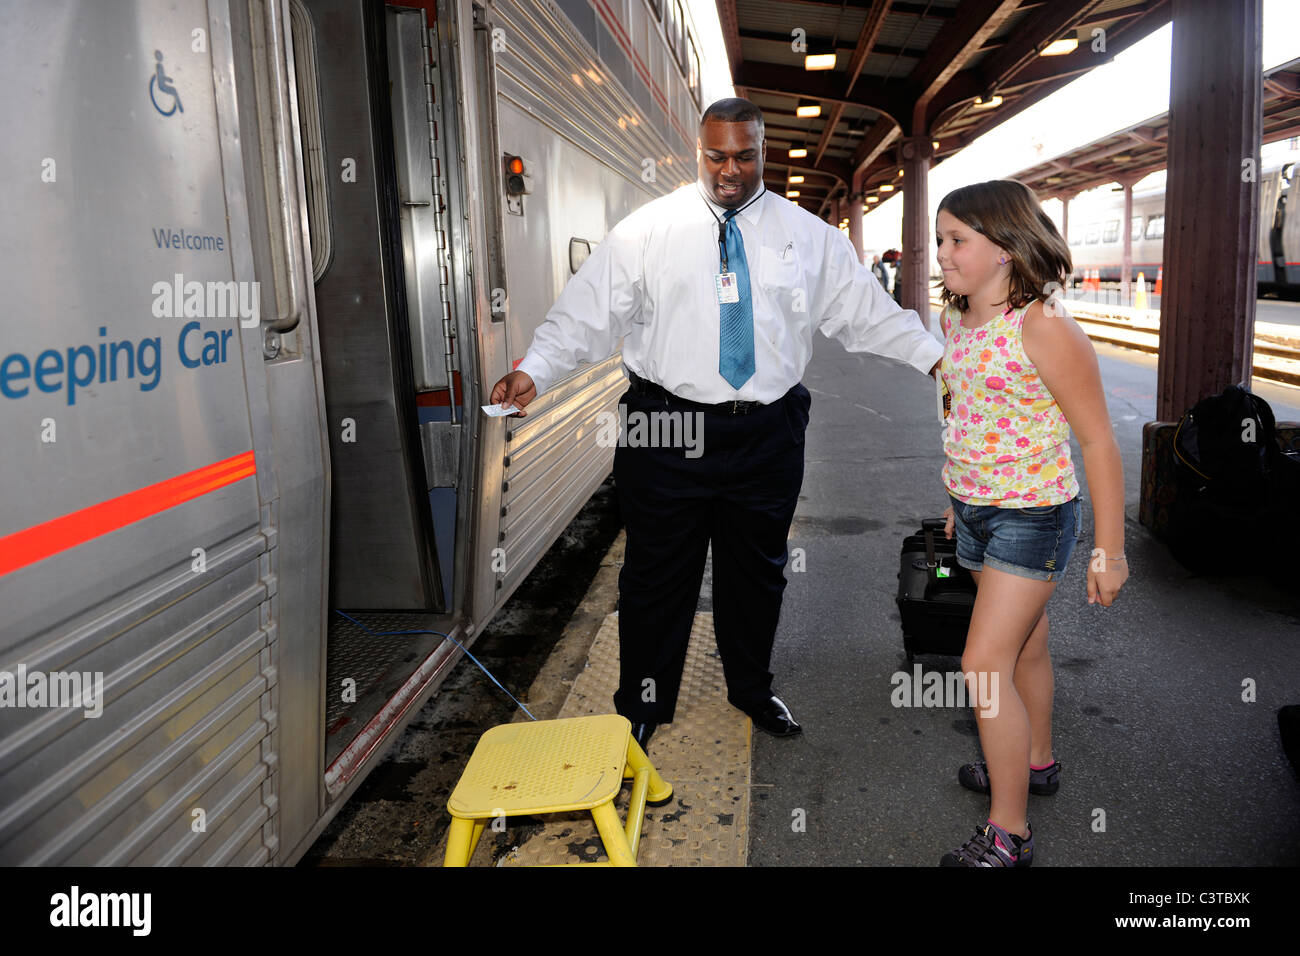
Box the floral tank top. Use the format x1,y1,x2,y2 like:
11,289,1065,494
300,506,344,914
939,301,1079,507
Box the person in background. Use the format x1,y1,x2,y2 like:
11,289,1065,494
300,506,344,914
871,254,889,290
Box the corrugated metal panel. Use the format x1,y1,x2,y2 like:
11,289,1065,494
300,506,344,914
498,357,624,596
0,524,277,865
877,8,947,52
738,0,868,39
493,0,684,190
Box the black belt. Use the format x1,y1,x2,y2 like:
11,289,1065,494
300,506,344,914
626,370,765,415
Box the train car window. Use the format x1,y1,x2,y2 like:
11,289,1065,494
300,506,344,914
689,34,701,108
681,0,691,68
1102,220,1120,243
569,238,593,274
1131,215,1144,241
664,0,676,58
1085,223,1101,244
646,0,661,20
1145,215,1165,239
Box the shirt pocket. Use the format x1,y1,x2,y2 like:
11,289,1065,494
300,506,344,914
757,244,804,315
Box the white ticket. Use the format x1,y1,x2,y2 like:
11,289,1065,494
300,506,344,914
481,403,520,417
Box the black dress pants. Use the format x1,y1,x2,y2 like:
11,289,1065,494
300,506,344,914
611,382,810,723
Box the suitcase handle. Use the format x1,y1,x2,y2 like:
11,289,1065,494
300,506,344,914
921,517,950,569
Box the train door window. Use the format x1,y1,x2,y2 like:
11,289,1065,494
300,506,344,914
1085,223,1101,244
1131,215,1144,241
290,0,332,281
1145,215,1165,239
1102,219,1120,243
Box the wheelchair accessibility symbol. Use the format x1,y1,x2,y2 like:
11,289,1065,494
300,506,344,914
149,50,183,117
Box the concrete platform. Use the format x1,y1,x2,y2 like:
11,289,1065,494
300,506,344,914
751,323,1300,866
435,319,1300,866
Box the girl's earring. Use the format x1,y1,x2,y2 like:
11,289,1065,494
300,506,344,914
999,256,1008,265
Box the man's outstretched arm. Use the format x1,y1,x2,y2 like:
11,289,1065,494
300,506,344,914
491,219,644,415
813,228,944,376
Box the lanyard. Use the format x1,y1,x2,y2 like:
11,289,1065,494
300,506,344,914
698,184,765,273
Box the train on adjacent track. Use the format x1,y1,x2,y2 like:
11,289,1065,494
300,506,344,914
0,0,720,864
1065,150,1299,298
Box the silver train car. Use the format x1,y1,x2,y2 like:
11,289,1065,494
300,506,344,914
1066,154,1299,297
0,0,716,864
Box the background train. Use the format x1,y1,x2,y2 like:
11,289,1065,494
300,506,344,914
0,0,719,865
1064,148,1299,299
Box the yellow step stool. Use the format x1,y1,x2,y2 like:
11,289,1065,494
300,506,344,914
444,714,673,866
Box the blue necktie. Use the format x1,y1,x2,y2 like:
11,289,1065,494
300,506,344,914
719,210,756,389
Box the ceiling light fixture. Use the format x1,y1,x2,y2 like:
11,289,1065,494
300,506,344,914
1040,38,1078,56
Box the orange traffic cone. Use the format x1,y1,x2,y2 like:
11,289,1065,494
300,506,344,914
1154,266,1163,297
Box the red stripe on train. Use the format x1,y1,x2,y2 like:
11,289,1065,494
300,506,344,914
0,450,257,577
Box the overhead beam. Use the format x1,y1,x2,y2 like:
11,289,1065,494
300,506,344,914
974,0,1101,97
775,0,951,14
907,0,1020,133
815,0,890,168
715,0,744,81
732,61,909,124
737,29,920,62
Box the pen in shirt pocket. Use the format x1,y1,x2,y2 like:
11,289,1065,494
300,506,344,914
781,241,793,259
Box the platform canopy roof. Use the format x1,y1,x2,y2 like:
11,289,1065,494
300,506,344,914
714,0,1174,215
1008,56,1300,198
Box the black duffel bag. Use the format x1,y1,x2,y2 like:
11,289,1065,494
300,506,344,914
1166,384,1298,576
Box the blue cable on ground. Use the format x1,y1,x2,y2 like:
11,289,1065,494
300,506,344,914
333,609,537,721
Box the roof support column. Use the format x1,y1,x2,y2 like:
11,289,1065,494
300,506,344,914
1121,181,1134,304
847,193,865,264
1156,0,1262,420
900,136,935,326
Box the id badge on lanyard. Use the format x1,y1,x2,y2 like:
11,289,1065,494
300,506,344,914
715,272,739,304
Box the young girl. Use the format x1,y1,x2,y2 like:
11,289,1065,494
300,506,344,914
933,180,1129,867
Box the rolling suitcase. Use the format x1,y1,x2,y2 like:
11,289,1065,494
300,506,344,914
896,518,976,662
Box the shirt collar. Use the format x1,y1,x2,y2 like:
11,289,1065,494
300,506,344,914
696,182,767,226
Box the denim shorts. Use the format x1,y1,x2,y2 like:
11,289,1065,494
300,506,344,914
947,494,1084,582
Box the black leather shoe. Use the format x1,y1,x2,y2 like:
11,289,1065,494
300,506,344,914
745,696,802,737
630,721,657,751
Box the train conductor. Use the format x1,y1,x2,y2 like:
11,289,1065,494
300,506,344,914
491,97,943,751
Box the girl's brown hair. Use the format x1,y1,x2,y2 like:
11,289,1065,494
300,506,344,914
936,180,1072,314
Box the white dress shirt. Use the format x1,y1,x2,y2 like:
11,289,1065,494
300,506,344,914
517,181,944,403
